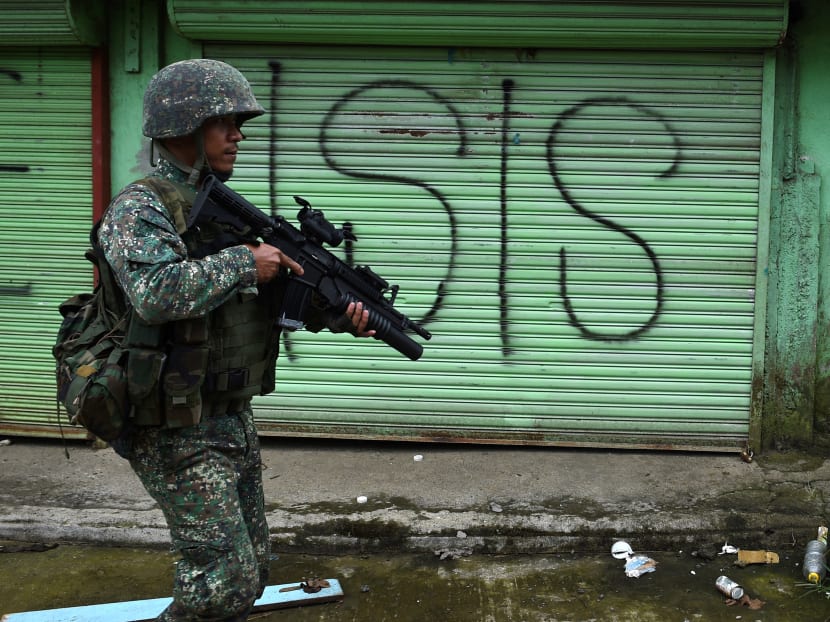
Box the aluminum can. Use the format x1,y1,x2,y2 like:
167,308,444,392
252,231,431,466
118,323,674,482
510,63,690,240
715,575,744,599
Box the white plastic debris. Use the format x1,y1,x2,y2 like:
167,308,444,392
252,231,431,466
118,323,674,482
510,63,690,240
611,541,634,559
413,454,424,462
611,540,657,577
719,542,739,555
356,495,368,504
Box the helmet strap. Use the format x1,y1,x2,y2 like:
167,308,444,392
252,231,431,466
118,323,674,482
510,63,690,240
153,129,231,185
198,128,233,183
153,134,206,185
188,129,206,185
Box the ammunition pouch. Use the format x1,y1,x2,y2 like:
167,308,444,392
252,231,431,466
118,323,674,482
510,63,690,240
126,315,211,428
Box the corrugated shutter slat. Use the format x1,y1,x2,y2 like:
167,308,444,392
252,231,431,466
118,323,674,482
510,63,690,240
207,44,765,449
172,0,788,48
0,48,92,437
0,1,105,46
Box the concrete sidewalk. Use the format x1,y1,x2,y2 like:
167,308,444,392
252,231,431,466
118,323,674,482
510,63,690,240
0,437,828,556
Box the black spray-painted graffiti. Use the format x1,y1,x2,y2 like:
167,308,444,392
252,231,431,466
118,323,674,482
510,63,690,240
265,63,679,356
548,97,680,342
499,79,515,355
0,68,30,175
319,79,468,327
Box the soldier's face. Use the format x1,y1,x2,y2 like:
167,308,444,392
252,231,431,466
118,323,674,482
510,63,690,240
202,114,244,176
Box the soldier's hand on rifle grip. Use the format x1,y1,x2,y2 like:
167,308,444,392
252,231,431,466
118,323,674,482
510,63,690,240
347,301,376,338
244,242,304,283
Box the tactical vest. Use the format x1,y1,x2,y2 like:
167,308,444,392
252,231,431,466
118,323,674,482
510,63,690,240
123,176,282,428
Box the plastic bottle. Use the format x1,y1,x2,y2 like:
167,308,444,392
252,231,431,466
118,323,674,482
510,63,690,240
803,525,828,584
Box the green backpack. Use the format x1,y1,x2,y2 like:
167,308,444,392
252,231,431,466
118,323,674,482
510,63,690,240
52,222,131,442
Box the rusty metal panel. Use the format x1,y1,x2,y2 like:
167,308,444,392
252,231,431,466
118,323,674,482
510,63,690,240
209,44,767,449
0,47,93,438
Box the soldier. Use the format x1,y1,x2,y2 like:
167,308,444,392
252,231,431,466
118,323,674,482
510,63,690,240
98,59,372,621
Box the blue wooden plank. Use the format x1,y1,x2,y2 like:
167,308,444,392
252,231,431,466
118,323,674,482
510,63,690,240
1,579,344,622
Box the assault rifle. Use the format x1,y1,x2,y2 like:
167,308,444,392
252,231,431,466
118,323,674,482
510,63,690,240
189,174,431,360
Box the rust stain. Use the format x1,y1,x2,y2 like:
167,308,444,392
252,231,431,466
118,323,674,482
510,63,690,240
485,111,535,121
378,129,429,137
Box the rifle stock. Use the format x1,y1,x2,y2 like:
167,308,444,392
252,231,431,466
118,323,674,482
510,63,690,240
189,174,431,360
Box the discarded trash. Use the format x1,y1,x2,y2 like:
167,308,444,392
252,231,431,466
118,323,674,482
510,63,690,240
610,540,657,577
715,575,764,618
2,579,344,621
279,578,331,594
611,541,633,559
802,525,828,584
719,542,738,555
413,454,424,462
716,576,765,610
356,495,368,504
489,502,503,513
737,549,779,565
715,575,744,599
624,554,658,577
0,439,11,446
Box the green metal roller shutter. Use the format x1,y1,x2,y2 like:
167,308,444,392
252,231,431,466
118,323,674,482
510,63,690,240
209,44,770,450
0,0,106,46
171,0,788,49
0,47,93,437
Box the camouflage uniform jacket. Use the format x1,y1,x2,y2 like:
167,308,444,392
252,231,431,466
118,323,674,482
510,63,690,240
99,159,285,428
98,158,258,324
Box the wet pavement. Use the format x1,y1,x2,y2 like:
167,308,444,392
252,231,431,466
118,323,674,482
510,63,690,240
1,544,829,621
1,437,829,558
0,437,829,620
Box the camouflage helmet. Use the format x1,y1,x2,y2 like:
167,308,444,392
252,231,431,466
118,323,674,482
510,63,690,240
142,59,265,139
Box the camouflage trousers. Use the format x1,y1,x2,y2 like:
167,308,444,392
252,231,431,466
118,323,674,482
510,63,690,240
127,406,270,621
